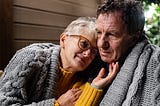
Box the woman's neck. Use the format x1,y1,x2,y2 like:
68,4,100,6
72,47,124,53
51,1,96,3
59,50,76,73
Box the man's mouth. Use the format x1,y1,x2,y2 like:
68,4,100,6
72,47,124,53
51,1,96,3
100,48,111,56
100,48,110,53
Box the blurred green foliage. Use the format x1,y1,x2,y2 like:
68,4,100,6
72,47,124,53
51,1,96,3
143,1,160,46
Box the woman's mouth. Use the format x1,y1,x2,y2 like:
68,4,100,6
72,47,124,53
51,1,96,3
76,55,86,65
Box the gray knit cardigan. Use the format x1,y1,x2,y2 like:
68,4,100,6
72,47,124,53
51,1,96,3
1,39,160,106
100,39,160,106
0,43,61,105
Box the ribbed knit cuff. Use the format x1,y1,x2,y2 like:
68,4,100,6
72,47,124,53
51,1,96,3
91,83,102,89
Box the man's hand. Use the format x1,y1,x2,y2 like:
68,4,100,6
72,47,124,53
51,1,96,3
57,88,82,106
92,62,119,89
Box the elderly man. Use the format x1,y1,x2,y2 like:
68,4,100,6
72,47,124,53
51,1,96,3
96,0,160,106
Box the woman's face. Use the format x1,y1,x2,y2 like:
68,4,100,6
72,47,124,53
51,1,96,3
60,32,97,72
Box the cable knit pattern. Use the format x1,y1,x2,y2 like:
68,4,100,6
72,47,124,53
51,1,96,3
100,39,160,106
0,43,60,106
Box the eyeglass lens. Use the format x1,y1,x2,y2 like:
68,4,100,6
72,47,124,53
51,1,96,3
79,38,90,50
78,37,97,55
68,35,98,55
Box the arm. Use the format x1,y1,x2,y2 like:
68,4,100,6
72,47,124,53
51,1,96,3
56,62,119,106
76,62,119,106
55,83,102,106
55,88,82,106
75,82,103,106
0,44,56,106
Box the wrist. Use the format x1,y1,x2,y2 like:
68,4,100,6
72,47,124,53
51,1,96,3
90,83,102,89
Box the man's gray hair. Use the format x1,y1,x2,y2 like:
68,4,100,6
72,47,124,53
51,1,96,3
97,0,145,35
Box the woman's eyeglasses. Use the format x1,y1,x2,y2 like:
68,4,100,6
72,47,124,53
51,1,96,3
68,35,98,55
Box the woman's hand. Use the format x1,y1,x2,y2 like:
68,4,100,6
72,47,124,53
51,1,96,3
57,88,82,106
92,62,119,89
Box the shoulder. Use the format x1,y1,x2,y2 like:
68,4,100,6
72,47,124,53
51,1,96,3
4,43,60,73
18,43,60,52
15,43,60,57
14,43,60,65
144,44,160,64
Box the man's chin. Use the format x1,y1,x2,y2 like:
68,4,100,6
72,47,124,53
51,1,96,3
101,56,112,63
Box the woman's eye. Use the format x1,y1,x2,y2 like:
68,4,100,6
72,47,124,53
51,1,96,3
80,40,89,49
97,31,102,35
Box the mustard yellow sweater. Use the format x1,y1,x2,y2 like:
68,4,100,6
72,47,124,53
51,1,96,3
54,66,103,106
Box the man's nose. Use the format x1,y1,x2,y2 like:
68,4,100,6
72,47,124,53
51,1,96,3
98,35,109,48
101,34,108,41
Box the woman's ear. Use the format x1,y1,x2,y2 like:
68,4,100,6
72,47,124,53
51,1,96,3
60,33,67,48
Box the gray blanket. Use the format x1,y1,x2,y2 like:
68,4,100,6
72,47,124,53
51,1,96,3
100,39,160,106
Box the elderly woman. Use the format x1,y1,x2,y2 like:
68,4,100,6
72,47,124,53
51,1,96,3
0,17,118,106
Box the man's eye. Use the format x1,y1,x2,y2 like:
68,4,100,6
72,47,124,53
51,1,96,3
109,35,118,40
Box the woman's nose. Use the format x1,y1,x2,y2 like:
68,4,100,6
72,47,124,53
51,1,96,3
82,49,91,57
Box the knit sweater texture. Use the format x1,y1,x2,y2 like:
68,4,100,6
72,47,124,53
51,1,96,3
100,38,160,106
0,43,103,106
0,43,60,105
55,65,103,106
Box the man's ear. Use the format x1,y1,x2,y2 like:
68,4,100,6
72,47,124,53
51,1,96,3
130,32,140,47
60,33,67,48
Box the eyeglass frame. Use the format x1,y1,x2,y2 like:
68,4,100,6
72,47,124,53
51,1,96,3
67,34,98,55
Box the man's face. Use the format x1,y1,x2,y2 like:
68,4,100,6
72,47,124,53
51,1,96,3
96,11,136,63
